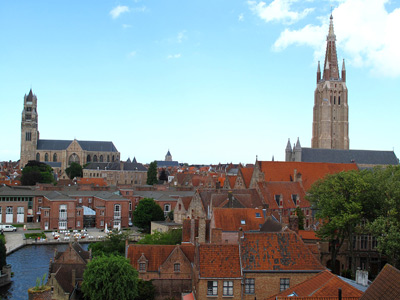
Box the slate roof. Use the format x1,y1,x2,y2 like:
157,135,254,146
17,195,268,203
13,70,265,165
259,161,358,191
198,244,241,278
84,162,147,171
44,161,62,168
37,139,118,152
156,160,179,167
360,264,400,300
301,148,399,166
267,270,363,300
126,244,195,272
241,231,325,272
212,208,266,231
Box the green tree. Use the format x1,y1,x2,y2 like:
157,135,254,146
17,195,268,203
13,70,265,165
367,166,400,268
133,198,165,233
21,160,55,185
0,238,7,270
82,254,138,300
146,161,158,185
307,170,370,274
138,229,182,245
65,162,83,179
136,279,155,300
294,207,305,230
88,231,127,257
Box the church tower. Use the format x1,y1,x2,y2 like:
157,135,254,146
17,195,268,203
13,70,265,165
20,89,39,168
312,15,349,149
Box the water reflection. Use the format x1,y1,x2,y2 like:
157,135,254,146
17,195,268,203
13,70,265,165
0,243,89,300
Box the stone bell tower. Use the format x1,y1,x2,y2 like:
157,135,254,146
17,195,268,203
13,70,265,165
20,89,39,168
312,14,349,150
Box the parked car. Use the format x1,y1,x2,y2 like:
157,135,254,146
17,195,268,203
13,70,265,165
0,224,17,232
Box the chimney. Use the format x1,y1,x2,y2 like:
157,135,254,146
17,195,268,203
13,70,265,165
211,228,222,243
198,218,206,243
356,269,369,287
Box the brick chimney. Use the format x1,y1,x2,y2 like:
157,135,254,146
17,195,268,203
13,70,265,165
198,218,206,243
289,214,299,234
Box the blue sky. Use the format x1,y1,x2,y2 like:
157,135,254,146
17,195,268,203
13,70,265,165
1,0,399,165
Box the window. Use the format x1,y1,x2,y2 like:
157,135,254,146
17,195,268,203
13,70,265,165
275,195,280,206
26,106,32,112
93,155,98,162
100,155,103,162
280,278,290,291
241,220,246,225
77,210,81,216
174,263,180,272
59,205,67,220
371,236,378,249
68,153,80,165
77,221,81,227
53,153,57,162
100,220,104,226
139,263,146,272
38,198,42,203
291,194,298,205
88,198,92,203
114,204,121,218
79,198,82,204
45,211,49,217
255,212,261,218
207,281,218,296
223,281,233,296
245,278,255,294
45,153,49,162
36,153,40,161
164,204,171,217
25,132,32,141
26,114,31,120
58,221,67,230
360,235,368,250
129,201,132,211
87,155,91,163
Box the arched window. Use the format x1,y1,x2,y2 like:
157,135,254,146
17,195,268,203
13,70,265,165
93,155,98,162
100,155,104,162
53,153,57,162
36,153,40,161
87,155,91,163
107,155,110,162
112,155,115,162
338,96,341,105
44,153,49,162
68,153,80,165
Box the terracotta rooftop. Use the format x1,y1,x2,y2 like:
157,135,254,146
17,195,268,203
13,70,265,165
240,167,254,188
77,177,107,186
198,244,241,278
259,161,358,191
126,244,195,272
268,270,363,300
228,176,237,189
360,264,400,300
299,230,320,240
212,208,266,231
257,181,308,209
241,231,325,272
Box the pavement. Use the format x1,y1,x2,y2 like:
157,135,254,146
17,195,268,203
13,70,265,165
4,227,141,255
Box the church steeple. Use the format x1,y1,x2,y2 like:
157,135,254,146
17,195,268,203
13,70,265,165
312,14,349,150
323,14,339,80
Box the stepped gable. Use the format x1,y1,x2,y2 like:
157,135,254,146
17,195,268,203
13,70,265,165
198,244,241,278
212,208,266,231
360,264,400,300
126,244,195,271
267,270,363,300
241,231,325,271
259,161,358,191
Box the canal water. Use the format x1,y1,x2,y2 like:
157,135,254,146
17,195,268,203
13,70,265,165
0,243,89,300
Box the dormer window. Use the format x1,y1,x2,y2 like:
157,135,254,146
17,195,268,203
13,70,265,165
291,194,298,205
139,262,146,272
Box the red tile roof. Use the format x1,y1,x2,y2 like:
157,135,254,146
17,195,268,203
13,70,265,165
228,176,237,189
182,292,195,300
180,196,193,211
126,244,195,272
299,230,320,240
360,264,400,300
77,178,107,186
199,189,264,210
257,181,308,209
198,244,241,278
241,231,325,271
268,270,363,300
212,208,265,231
259,161,358,191
240,167,254,188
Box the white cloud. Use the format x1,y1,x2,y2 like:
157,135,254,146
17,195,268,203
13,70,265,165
110,5,130,19
167,54,181,59
122,24,132,29
248,0,314,24
177,31,187,43
239,13,244,21
271,0,400,77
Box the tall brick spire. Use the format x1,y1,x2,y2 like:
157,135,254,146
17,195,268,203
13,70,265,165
323,14,339,80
